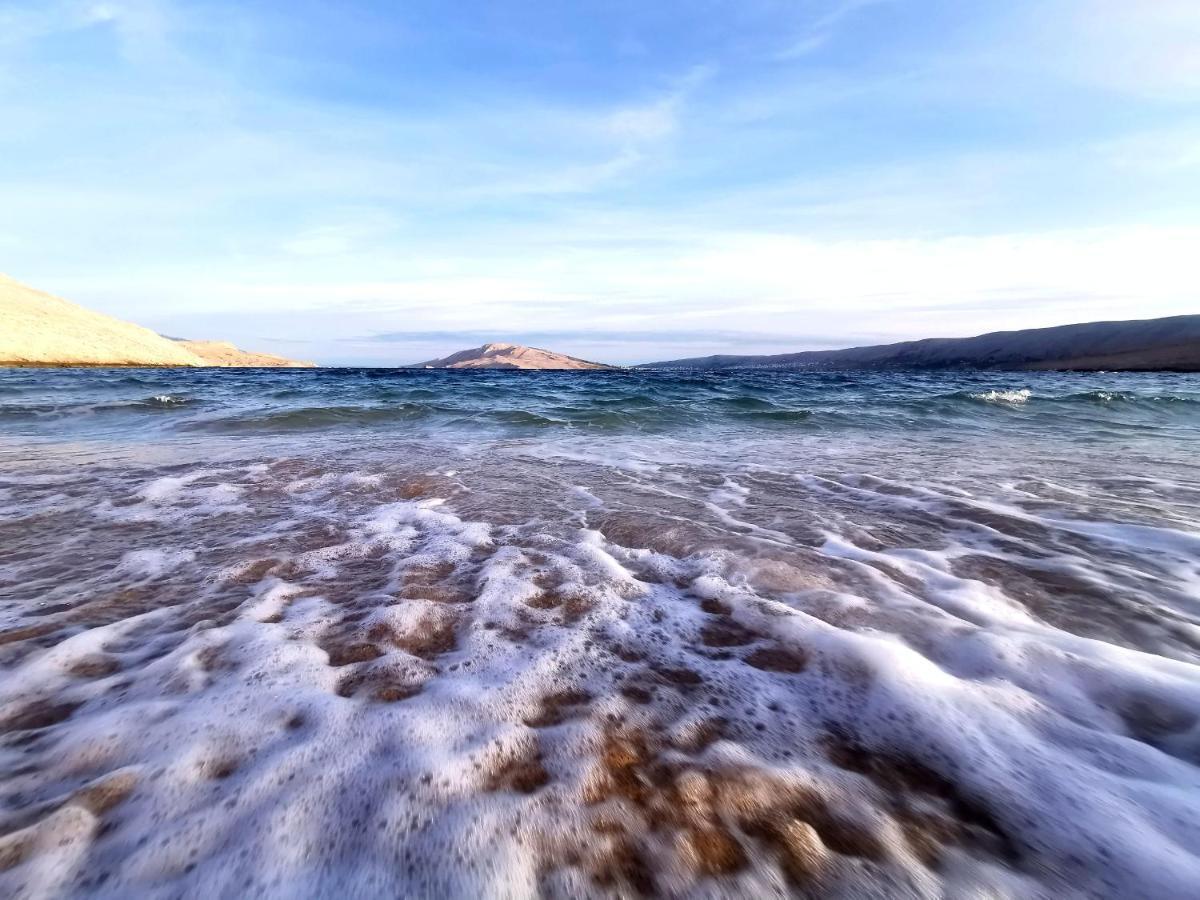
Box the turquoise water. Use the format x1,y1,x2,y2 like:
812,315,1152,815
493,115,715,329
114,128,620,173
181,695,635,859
2,367,1199,898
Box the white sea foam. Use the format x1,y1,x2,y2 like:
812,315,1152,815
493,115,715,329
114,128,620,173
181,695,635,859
969,389,1031,404
2,455,1200,899
116,548,197,578
94,468,251,523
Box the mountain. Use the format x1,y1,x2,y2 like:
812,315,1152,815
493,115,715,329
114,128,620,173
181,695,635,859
410,342,613,370
641,315,1200,372
173,340,315,368
0,274,314,368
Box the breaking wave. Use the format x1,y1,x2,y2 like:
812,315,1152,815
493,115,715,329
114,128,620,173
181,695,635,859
964,388,1032,404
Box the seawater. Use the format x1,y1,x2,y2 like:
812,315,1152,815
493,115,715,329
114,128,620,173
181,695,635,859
2,367,1200,898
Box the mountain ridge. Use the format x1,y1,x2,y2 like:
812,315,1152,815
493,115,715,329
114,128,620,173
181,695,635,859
639,314,1200,372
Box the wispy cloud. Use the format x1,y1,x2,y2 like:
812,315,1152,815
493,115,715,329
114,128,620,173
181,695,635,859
1052,0,1200,97
0,0,173,57
775,0,892,59
459,65,712,198
279,211,402,257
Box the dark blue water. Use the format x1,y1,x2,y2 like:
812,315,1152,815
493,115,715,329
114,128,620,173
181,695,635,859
2,367,1199,441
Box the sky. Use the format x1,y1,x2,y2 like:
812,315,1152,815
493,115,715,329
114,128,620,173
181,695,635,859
1,0,1198,365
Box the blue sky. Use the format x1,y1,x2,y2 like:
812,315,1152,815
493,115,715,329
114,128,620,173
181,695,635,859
2,0,1198,364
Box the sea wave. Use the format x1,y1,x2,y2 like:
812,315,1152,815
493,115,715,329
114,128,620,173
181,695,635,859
1052,389,1200,405
964,388,1032,404
0,395,198,419
943,388,1200,409
3,370,1200,443
146,394,191,406
189,404,437,431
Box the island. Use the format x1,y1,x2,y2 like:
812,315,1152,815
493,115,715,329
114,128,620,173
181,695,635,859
409,342,614,370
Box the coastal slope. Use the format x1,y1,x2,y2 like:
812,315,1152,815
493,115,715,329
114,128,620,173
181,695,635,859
642,315,1200,371
0,273,205,367
174,340,316,368
0,274,314,368
411,342,613,369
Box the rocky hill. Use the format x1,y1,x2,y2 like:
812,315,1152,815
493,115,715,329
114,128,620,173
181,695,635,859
1,274,206,367
411,342,612,370
0,274,314,368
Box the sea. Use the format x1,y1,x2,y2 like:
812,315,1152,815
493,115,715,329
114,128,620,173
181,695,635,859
1,366,1199,899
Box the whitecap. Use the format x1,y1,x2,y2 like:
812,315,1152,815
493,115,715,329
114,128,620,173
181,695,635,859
969,388,1032,404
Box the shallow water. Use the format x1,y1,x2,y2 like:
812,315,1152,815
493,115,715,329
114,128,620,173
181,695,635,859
1,368,1199,898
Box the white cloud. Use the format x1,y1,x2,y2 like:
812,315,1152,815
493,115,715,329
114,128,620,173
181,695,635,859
0,0,171,55
68,223,1196,363
85,0,172,58
607,65,709,141
1096,124,1200,173
968,0,1200,99
1062,0,1200,97
279,212,401,257
607,99,677,143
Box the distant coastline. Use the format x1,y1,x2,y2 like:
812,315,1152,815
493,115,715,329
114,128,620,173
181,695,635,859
640,314,1200,372
4,271,1197,372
